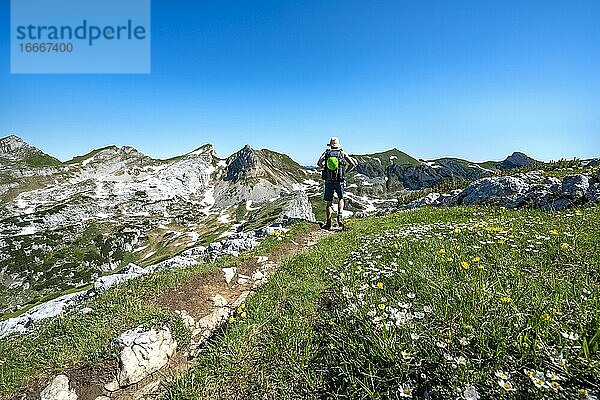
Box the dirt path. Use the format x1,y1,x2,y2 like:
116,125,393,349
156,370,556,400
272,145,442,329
110,225,333,400
25,225,335,400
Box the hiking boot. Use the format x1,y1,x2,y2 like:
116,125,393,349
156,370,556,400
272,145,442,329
337,215,344,228
323,219,332,230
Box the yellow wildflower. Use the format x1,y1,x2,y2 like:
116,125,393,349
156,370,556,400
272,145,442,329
460,261,470,269
561,243,570,250
550,229,559,235
500,296,512,303
471,257,480,262
378,303,386,310
540,313,553,322
376,282,384,289
438,248,446,255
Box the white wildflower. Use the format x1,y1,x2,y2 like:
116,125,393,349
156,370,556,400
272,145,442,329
498,380,516,391
561,331,579,341
495,370,509,380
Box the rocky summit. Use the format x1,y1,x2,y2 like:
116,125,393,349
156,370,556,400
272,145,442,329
0,134,597,318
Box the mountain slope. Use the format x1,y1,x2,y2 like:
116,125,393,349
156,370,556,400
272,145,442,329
349,149,494,192
0,135,62,167
348,149,542,193
0,138,316,315
0,135,585,317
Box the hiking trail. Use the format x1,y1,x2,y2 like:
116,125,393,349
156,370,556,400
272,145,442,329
21,225,335,400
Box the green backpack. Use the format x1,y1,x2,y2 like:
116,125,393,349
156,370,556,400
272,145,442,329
322,149,346,181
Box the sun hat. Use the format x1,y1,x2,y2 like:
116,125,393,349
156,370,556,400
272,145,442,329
328,137,342,149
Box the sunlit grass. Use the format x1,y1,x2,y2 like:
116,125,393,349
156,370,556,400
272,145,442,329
0,223,309,396
166,206,599,400
322,207,599,399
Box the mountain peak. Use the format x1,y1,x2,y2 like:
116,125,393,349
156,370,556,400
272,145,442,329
0,134,31,154
498,151,537,170
225,145,259,181
0,134,62,167
0,134,24,141
186,143,216,157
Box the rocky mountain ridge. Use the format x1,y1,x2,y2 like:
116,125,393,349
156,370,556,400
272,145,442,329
407,170,600,210
0,137,317,315
0,134,596,318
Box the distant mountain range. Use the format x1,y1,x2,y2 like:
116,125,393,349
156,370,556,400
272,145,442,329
0,134,594,316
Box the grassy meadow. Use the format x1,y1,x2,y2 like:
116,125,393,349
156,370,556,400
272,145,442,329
0,226,307,396
166,206,599,399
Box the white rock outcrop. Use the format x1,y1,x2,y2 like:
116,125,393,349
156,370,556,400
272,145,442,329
408,172,599,210
40,375,77,400
222,267,237,284
114,326,177,387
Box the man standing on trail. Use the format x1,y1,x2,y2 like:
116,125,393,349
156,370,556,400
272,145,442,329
317,137,358,230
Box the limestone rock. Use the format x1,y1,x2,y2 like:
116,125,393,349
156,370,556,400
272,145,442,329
251,270,265,281
103,380,120,392
407,192,441,209
407,172,598,211
40,375,77,400
562,174,592,198
222,237,259,256
279,191,317,223
94,273,140,293
257,226,288,236
222,267,237,284
181,246,207,257
114,326,177,387
121,263,145,275
459,175,530,206
196,307,230,330
209,294,228,307
588,183,600,203
175,310,196,330
0,290,89,339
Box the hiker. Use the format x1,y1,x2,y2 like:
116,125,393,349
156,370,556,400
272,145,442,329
317,137,357,230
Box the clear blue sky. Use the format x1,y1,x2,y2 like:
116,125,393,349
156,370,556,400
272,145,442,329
1,0,599,164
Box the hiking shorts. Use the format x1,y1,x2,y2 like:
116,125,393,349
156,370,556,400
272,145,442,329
324,181,344,202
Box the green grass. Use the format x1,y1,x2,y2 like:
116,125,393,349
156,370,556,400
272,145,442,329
354,148,422,168
165,206,599,400
0,262,212,394
23,153,62,168
0,222,311,396
242,202,285,232
65,146,118,164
